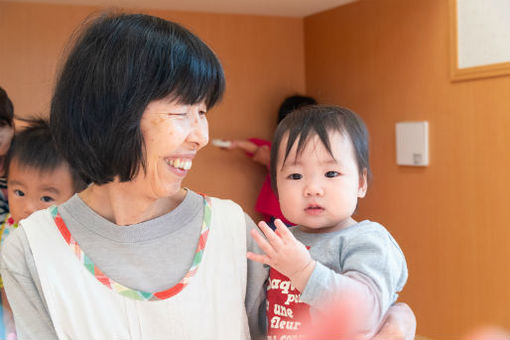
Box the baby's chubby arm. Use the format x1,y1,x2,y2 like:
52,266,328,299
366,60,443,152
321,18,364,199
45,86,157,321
246,219,315,292
246,219,376,302
246,219,376,337
247,219,411,339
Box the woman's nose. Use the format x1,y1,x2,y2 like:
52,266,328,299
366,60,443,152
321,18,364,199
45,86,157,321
188,112,209,149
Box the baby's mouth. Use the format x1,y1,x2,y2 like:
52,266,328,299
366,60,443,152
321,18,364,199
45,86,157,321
305,204,324,212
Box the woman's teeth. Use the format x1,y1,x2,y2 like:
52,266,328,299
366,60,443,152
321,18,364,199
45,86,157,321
166,159,192,170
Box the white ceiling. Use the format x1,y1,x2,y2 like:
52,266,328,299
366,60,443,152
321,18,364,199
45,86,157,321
5,0,357,17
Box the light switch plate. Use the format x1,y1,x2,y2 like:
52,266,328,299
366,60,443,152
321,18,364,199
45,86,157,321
396,121,429,166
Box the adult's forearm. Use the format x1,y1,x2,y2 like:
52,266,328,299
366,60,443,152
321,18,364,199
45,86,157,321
372,303,416,340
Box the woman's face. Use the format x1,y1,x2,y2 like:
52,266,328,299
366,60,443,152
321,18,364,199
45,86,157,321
134,98,209,199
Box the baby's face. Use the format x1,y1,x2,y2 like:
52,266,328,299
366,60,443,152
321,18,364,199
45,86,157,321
7,160,76,224
276,131,367,233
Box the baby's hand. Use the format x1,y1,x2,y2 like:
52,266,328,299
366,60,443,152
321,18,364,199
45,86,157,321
247,219,315,291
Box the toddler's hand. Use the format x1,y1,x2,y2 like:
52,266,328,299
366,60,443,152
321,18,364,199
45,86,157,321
247,219,315,291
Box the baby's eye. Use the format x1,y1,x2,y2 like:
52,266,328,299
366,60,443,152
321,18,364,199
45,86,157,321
40,196,55,203
325,171,340,178
199,110,207,116
14,189,24,197
287,173,302,180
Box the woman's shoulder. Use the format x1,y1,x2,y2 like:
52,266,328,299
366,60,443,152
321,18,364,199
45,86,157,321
202,193,244,212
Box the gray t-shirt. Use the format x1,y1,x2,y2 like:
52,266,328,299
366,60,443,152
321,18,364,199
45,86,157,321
0,190,268,340
295,220,408,334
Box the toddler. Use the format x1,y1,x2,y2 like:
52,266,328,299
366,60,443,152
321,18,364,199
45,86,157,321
0,119,87,339
247,105,408,339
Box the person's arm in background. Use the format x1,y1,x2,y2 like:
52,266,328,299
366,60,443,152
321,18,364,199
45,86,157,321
229,139,259,155
215,138,271,168
250,144,270,167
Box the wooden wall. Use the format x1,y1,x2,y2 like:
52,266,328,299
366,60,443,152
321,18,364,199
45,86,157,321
2,0,509,337
304,0,510,338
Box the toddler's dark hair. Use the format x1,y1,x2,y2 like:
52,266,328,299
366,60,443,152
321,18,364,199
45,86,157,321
270,105,370,194
0,86,14,127
277,95,317,123
5,119,87,193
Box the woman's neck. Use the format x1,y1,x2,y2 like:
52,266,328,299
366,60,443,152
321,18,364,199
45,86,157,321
79,181,186,226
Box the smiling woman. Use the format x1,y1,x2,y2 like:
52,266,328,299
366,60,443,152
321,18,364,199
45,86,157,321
0,12,267,340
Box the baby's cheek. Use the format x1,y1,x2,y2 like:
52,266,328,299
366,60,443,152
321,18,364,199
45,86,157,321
279,193,297,220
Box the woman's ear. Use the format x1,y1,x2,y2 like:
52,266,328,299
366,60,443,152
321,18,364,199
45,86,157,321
358,168,368,198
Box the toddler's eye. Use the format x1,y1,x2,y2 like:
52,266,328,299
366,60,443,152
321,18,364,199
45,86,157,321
287,173,302,180
325,171,339,178
40,196,55,203
14,189,24,197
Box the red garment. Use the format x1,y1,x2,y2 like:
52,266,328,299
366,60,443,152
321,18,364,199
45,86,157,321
248,138,292,225
266,267,311,339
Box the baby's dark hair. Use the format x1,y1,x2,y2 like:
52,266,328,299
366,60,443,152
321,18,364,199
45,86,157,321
270,105,371,194
5,119,87,193
277,95,317,123
0,86,14,127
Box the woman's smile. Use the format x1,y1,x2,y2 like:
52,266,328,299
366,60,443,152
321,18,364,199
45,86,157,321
165,156,194,177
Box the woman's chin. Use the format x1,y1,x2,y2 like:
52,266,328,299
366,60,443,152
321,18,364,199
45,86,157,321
156,181,185,198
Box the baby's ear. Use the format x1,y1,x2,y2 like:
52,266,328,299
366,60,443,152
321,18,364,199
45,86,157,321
357,168,368,198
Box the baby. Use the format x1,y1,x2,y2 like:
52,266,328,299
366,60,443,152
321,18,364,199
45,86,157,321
248,105,408,339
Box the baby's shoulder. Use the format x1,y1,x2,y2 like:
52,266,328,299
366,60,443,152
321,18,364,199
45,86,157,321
335,220,389,238
341,220,402,250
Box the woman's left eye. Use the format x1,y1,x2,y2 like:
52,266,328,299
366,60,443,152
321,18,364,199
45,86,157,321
41,196,55,203
325,171,339,178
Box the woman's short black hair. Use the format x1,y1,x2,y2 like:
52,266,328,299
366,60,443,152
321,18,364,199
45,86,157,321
0,86,14,127
50,12,225,185
270,105,371,194
5,119,88,193
277,95,317,123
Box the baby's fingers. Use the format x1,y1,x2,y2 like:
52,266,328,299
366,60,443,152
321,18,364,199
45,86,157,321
273,219,295,242
249,228,276,258
257,221,284,248
246,251,269,265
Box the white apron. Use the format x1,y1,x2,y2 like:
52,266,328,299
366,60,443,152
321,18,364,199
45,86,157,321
23,197,250,340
